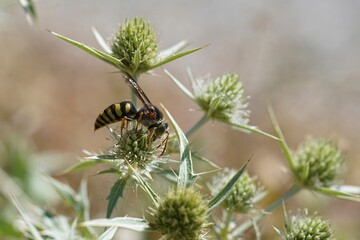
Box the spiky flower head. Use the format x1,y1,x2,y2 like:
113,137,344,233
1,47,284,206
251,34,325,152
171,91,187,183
210,169,260,213
193,73,250,125
93,125,168,176
292,138,345,188
150,187,209,240
284,209,334,240
111,17,158,76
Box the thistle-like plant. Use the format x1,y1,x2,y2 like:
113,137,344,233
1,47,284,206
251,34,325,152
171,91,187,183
81,106,251,239
149,187,209,240
292,138,344,188
50,17,206,80
210,169,263,214
274,208,334,240
209,169,266,239
5,13,358,240
165,70,278,139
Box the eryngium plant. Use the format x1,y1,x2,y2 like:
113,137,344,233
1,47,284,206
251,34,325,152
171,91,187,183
193,73,250,125
112,17,158,75
51,17,206,79
210,169,261,213
275,209,334,240
150,187,209,240
293,138,345,188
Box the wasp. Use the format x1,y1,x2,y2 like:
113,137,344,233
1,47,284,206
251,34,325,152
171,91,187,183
94,76,169,156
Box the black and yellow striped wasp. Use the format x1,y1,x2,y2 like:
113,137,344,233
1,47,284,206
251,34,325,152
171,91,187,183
94,76,169,155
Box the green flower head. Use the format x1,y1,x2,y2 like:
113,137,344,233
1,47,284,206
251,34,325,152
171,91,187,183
193,73,250,125
283,209,334,240
210,169,260,213
86,125,168,177
111,17,158,76
293,138,345,188
150,187,209,240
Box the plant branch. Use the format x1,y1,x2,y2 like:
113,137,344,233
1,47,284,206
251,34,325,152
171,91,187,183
230,184,301,237
186,114,209,138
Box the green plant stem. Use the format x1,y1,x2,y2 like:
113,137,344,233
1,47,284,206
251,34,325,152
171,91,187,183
230,184,301,237
131,76,138,106
219,210,233,240
186,114,209,138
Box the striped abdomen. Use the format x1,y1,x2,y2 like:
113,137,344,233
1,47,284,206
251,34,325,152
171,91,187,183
94,101,137,131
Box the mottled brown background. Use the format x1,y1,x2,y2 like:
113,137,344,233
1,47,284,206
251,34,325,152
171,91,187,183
1,0,359,239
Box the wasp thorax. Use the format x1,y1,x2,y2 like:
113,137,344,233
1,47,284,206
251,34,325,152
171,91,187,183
137,105,163,127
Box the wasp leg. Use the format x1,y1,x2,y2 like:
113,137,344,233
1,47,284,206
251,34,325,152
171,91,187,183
120,118,126,136
147,128,156,147
156,131,169,157
136,112,144,131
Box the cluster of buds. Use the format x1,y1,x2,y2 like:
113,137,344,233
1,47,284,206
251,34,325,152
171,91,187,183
292,138,345,188
150,187,209,240
281,209,334,240
193,73,250,125
112,17,158,76
210,168,261,213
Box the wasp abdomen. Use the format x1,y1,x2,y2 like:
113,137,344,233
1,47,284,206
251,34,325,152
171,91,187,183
94,101,137,131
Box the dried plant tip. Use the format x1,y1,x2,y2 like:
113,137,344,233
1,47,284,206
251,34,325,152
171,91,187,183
293,138,345,188
111,17,158,76
150,187,208,240
193,73,250,125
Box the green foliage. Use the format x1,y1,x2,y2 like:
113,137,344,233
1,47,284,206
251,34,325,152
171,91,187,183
106,177,129,218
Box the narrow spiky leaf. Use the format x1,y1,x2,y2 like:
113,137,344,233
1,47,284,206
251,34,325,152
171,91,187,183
11,195,44,240
164,69,195,100
268,106,295,171
162,105,197,188
82,217,152,232
98,226,118,240
128,164,159,205
158,40,189,59
207,159,249,211
148,45,208,71
228,122,279,141
49,31,127,72
45,176,79,209
106,177,129,218
19,0,37,24
273,226,287,239
92,27,112,54
63,159,115,173
317,186,360,202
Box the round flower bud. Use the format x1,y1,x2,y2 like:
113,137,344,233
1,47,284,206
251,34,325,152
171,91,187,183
150,187,208,240
210,169,259,213
293,138,345,188
110,128,156,170
111,17,158,75
285,210,334,240
194,74,250,125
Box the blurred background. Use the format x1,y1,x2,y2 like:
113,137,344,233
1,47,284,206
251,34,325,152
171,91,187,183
0,0,360,239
